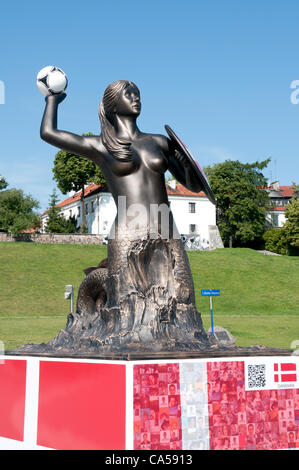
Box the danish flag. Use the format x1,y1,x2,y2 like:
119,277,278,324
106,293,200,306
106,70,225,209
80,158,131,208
274,362,297,383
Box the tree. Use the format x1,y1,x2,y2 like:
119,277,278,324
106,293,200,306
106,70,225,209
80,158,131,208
45,188,77,234
0,188,40,236
204,159,270,247
52,133,106,232
291,181,299,199
263,200,299,256
281,198,299,255
0,175,8,191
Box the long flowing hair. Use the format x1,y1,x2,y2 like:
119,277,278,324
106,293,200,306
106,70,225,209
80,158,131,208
99,80,139,161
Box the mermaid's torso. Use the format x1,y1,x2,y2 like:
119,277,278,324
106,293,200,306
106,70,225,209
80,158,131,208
89,132,170,215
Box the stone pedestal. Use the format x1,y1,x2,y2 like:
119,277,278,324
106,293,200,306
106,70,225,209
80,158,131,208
208,225,224,250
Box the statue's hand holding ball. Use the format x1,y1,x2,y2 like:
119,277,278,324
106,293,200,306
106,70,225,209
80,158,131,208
36,66,67,97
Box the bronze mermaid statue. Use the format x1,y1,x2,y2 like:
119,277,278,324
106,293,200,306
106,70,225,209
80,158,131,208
39,80,211,355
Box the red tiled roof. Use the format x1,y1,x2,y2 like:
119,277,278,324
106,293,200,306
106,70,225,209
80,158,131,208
22,224,41,233
50,181,295,214
166,183,206,198
261,185,294,197
268,207,286,212
56,184,102,208
56,183,207,208
279,186,294,198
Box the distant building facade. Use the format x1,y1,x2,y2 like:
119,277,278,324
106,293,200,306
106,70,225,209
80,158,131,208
41,181,217,247
265,181,294,227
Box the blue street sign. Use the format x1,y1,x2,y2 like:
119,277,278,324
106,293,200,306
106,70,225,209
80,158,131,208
201,289,220,297
201,289,220,334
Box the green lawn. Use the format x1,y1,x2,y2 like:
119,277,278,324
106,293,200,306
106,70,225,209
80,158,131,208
0,242,298,350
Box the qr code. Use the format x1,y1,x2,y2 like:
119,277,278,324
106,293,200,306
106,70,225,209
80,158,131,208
247,364,266,388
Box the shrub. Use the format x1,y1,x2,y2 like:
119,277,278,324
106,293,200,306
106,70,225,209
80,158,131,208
263,229,287,255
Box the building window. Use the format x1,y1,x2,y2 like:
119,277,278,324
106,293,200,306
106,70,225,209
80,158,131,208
85,203,88,215
271,214,279,227
189,224,197,233
69,209,72,217
271,199,284,207
189,202,196,213
78,206,81,217
91,201,95,213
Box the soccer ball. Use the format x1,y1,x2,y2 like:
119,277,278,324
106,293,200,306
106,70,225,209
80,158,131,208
36,66,68,96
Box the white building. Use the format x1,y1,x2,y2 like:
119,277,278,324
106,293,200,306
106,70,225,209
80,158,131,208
42,181,219,248
265,181,294,227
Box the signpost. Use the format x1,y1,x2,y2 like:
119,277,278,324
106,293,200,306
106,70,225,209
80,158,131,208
64,284,74,314
201,289,220,334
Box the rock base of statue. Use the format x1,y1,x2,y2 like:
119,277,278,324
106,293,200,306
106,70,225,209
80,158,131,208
8,333,293,362
18,233,216,357
17,288,214,359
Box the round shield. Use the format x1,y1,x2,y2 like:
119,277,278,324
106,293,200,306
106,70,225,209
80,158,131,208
165,124,216,205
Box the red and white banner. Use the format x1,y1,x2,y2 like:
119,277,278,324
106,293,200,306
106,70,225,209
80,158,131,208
0,357,127,450
0,355,298,450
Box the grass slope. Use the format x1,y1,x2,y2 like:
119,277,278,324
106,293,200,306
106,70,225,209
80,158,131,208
0,242,298,350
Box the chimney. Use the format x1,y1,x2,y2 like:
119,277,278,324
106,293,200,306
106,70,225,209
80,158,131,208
168,179,176,190
270,181,280,191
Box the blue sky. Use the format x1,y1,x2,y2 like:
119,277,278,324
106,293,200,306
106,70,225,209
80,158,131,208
0,0,299,212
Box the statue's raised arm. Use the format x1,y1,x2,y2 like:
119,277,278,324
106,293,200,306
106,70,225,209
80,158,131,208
40,93,96,160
